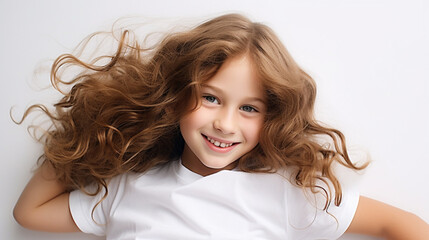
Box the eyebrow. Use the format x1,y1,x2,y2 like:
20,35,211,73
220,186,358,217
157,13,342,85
201,84,266,105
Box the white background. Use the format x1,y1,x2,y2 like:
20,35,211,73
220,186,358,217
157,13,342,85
1,0,428,239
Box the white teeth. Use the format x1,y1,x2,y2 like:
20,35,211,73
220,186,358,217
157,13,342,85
206,136,233,148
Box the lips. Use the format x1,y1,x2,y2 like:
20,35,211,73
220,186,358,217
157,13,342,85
202,134,238,152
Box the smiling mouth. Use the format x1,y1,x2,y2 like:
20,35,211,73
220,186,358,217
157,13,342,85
203,135,236,148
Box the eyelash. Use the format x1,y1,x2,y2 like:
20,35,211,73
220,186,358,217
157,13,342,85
202,95,259,113
240,105,258,113
202,95,219,104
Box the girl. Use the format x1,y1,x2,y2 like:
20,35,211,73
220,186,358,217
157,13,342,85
13,13,428,239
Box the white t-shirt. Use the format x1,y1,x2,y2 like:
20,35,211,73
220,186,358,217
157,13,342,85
69,159,359,239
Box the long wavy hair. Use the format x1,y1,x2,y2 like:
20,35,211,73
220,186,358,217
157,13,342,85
18,13,366,209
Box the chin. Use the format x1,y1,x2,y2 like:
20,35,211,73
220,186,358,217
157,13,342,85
202,160,237,170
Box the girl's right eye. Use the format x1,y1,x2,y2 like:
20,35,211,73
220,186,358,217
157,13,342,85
202,95,219,104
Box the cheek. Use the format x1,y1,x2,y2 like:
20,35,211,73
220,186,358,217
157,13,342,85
180,108,209,133
242,118,264,145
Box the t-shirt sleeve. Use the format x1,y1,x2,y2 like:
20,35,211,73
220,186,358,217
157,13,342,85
285,183,360,239
69,174,126,236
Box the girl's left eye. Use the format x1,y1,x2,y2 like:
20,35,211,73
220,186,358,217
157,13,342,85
240,105,258,113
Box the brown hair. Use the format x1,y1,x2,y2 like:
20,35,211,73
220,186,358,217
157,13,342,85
18,13,366,209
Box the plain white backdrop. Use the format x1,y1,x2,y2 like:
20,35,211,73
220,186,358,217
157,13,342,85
1,0,428,239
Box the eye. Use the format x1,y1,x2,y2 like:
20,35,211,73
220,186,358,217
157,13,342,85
240,105,258,113
202,95,219,104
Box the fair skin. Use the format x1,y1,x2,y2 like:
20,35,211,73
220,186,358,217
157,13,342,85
14,55,428,238
180,55,265,176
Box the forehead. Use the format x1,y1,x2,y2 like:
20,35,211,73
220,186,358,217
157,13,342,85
203,55,265,100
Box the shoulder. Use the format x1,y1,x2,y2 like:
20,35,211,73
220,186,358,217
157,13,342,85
68,160,179,235
70,160,179,202
283,174,360,239
105,160,181,194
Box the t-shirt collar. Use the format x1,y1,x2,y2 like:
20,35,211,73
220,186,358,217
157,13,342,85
174,158,204,184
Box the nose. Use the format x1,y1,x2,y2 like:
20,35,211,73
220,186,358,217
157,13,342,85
213,107,237,135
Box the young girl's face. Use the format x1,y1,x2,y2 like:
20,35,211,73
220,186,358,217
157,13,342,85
180,55,266,176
